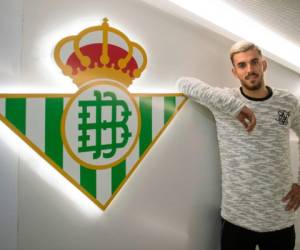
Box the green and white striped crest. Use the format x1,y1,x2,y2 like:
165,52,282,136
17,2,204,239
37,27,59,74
0,85,187,210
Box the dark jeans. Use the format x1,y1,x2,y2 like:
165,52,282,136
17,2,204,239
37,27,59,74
221,218,295,250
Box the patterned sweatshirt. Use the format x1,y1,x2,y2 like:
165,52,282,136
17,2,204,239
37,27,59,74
177,77,300,232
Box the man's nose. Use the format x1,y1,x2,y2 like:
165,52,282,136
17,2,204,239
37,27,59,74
246,63,254,73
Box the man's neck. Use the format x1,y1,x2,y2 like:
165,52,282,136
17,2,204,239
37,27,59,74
241,85,269,99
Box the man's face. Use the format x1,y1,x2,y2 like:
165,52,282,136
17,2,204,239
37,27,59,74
232,48,267,91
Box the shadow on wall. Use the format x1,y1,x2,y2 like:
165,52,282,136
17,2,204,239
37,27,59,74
185,102,222,250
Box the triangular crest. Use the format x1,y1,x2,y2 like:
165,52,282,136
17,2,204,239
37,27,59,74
0,92,186,209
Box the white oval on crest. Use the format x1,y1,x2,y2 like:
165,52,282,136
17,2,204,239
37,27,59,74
62,80,140,169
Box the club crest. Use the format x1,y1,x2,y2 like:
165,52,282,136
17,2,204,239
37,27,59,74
0,18,187,210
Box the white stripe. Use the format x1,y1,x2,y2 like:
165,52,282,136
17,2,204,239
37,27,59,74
63,150,80,183
26,98,45,150
97,169,112,204
0,98,5,116
126,140,139,174
152,97,165,140
63,97,80,183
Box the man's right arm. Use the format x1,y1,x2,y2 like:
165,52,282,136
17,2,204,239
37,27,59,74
177,77,244,117
177,77,256,132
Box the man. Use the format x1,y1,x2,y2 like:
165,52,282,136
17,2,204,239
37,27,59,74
177,41,300,250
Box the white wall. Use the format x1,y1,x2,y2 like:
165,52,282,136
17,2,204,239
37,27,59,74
0,0,22,249
0,0,22,82
0,0,300,249
0,128,19,250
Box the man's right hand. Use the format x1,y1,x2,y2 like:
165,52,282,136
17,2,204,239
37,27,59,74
237,106,256,132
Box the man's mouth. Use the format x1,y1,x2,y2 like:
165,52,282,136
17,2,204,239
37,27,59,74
246,73,258,80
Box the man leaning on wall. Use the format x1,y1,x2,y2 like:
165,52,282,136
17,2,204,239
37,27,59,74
177,40,300,250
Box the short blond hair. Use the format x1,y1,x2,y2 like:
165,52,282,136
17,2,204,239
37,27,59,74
230,41,262,65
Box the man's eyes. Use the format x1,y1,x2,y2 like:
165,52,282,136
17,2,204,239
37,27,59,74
237,63,246,68
237,60,259,68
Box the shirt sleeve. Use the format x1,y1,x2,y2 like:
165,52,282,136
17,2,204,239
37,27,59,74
290,100,300,184
176,76,245,117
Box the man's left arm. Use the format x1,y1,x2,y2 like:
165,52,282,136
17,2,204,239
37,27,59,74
283,101,300,211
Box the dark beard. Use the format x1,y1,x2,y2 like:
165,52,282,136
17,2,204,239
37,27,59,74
242,82,262,91
241,75,263,91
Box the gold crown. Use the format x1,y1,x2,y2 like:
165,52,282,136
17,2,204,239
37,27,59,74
54,18,147,87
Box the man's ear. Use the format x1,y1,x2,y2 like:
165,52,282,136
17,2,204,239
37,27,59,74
232,67,238,78
262,59,267,72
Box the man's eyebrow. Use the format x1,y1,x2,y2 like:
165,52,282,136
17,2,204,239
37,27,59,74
236,57,260,65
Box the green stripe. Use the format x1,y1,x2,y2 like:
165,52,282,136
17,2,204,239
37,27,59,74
80,166,96,198
139,97,152,156
112,160,126,193
45,98,64,168
6,98,26,134
164,96,176,124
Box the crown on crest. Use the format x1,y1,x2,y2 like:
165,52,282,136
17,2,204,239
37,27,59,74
54,18,147,87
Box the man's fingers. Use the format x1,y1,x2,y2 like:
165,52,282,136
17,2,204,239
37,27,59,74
246,113,256,132
286,197,300,211
283,184,300,211
238,116,248,129
283,190,293,202
286,196,296,211
294,202,300,211
238,106,256,132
